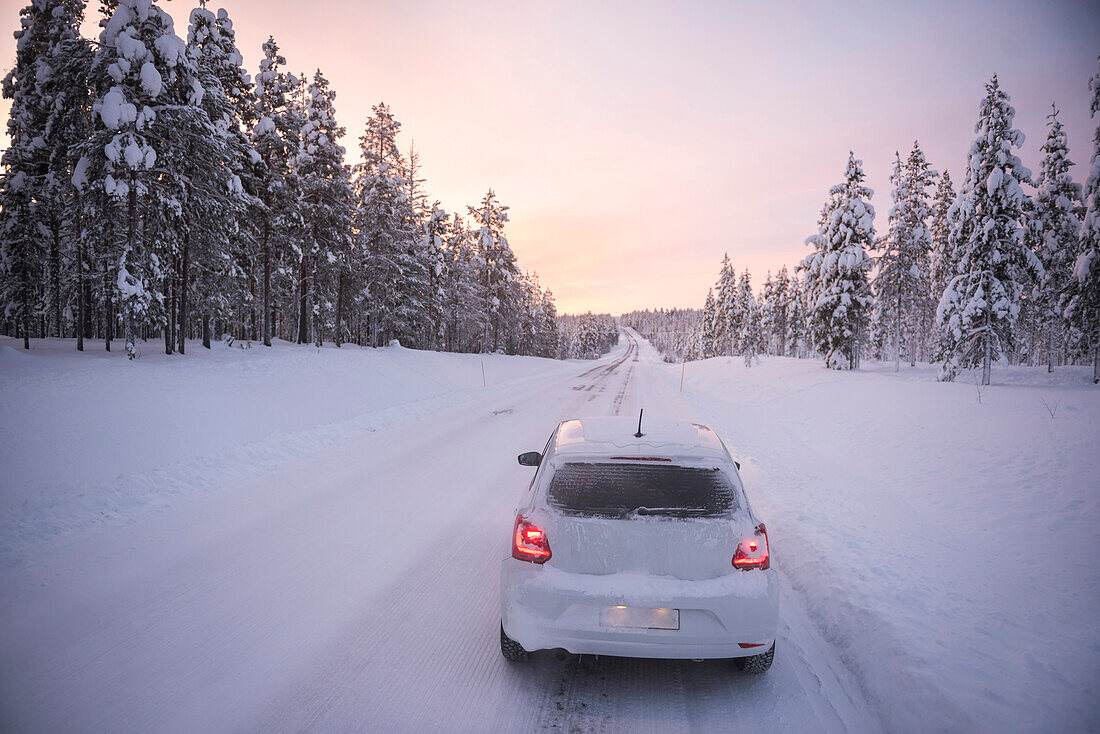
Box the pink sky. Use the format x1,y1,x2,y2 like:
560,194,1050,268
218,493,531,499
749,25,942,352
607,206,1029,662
2,0,1098,314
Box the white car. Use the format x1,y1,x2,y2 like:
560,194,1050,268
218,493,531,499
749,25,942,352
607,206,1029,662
500,416,779,672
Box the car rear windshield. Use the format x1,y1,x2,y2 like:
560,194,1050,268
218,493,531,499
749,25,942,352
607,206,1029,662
546,462,737,518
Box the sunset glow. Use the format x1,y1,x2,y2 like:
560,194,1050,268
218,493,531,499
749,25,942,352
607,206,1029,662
1,0,1096,313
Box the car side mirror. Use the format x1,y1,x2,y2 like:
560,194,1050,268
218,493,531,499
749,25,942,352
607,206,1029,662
734,461,741,470
518,451,542,467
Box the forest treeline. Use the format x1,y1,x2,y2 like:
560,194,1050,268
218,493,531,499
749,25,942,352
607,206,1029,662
0,0,587,359
626,67,1100,385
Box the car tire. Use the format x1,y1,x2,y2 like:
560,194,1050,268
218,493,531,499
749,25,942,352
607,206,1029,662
736,642,774,674
500,622,529,662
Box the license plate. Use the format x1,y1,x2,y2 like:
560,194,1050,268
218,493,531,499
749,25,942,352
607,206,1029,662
599,606,680,630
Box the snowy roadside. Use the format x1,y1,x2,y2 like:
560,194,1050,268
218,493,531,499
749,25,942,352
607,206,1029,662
666,354,1100,732
0,337,581,567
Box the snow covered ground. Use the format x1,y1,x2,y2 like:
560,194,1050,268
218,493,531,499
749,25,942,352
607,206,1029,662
674,346,1100,732
1,331,1097,732
0,337,573,566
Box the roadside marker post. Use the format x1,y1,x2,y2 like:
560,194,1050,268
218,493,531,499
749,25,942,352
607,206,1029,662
680,360,685,392
482,360,486,387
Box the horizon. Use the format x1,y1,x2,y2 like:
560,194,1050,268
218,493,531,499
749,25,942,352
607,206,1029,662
1,0,1097,314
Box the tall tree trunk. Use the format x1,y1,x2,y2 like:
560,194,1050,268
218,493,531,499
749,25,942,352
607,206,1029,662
202,313,211,349
21,264,30,350
1046,317,1054,374
853,312,862,370
981,308,992,386
262,223,272,347
104,259,112,352
164,266,173,355
249,270,257,343
76,236,84,352
178,230,190,354
894,293,901,372
335,268,345,347
51,226,62,338
124,173,137,359
312,255,322,348
297,252,309,344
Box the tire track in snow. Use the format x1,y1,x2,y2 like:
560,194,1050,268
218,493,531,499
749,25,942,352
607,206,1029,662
258,340,641,732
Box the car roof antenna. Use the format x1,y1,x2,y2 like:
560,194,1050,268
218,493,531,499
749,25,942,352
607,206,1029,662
634,408,644,438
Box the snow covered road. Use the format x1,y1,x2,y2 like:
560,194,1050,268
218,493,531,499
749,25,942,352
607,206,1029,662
1,333,882,732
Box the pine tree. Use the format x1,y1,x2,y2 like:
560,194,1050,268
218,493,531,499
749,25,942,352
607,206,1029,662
296,69,353,347
714,253,737,356
759,271,776,354
441,213,486,353
405,141,428,235
937,75,1041,384
422,202,450,349
701,288,718,358
74,0,206,358
1,1,50,349
736,269,763,366
759,269,792,357
252,37,300,346
354,102,422,346
1,0,90,348
786,273,808,358
873,142,936,370
1028,105,1082,372
928,170,956,361
186,5,256,349
800,152,875,369
1065,56,1100,383
468,189,517,353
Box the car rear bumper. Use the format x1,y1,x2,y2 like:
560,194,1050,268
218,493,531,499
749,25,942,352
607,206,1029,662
500,558,779,659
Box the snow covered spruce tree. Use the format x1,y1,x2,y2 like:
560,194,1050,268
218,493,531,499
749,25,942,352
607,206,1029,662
800,152,875,369
421,202,450,349
937,75,1041,384
353,102,424,346
74,0,207,359
714,253,737,356
929,171,957,297
700,288,718,357
1027,105,1082,372
536,286,560,358
760,272,775,354
132,3,254,357
760,267,791,356
786,272,808,358
736,269,763,366
186,5,257,349
294,69,353,347
252,37,301,346
469,189,518,353
1,0,90,348
439,213,481,352
873,142,936,370
1064,56,1100,383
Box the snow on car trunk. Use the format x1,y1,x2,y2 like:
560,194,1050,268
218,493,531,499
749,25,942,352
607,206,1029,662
539,459,753,579
545,514,749,580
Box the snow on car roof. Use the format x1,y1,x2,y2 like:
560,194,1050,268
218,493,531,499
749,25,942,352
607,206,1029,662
553,417,729,460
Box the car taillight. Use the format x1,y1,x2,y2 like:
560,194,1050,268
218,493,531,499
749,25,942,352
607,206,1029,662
512,515,551,563
733,523,769,570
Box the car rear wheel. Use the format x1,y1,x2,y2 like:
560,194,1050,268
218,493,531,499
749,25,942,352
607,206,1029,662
500,622,529,662
736,642,774,674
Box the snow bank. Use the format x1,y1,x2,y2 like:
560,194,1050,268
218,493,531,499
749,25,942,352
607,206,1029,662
0,337,573,566
669,354,1100,732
